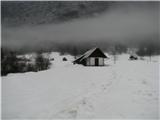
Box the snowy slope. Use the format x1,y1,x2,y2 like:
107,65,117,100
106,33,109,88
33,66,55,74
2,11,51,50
2,52,159,119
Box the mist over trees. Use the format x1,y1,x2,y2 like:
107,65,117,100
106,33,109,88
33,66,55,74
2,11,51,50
1,39,160,57
2,37,159,76
1,1,159,60
136,41,160,61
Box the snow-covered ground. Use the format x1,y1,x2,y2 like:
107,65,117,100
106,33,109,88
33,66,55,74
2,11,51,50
2,52,159,119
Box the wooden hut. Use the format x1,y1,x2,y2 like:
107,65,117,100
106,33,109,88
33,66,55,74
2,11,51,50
73,47,107,66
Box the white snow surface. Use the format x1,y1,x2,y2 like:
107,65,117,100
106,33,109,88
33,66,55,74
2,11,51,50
2,52,159,119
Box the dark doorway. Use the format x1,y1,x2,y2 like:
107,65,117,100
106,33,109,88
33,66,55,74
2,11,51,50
95,58,99,66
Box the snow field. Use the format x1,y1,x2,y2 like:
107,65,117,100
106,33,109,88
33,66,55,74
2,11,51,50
2,52,159,119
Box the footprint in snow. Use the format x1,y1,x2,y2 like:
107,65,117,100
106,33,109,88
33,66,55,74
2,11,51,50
142,80,147,85
76,98,95,118
56,108,78,118
80,98,94,111
55,97,94,118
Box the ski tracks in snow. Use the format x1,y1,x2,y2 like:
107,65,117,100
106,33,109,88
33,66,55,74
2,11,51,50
52,67,119,118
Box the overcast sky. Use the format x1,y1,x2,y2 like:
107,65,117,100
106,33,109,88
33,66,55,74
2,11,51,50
2,2,159,49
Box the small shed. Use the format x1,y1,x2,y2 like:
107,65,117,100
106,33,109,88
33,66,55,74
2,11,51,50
129,54,138,60
63,57,67,61
73,47,107,66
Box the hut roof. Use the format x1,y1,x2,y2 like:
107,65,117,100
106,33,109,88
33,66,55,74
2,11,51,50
74,47,107,63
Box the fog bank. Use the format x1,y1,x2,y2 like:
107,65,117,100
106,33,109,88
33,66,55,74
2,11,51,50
2,2,159,51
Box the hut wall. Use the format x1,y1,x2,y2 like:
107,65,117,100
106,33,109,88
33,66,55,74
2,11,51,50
99,58,104,66
90,57,95,66
86,57,104,66
86,58,90,66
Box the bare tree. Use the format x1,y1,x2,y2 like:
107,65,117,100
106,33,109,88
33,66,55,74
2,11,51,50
72,46,78,59
111,45,118,64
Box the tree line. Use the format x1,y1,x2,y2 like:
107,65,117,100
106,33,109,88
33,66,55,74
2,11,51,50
1,49,51,76
1,41,160,75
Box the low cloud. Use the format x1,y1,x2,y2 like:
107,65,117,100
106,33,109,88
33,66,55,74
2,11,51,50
2,2,159,50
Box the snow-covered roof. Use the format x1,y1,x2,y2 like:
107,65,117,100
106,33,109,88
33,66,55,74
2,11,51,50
74,47,107,62
81,48,98,59
130,53,138,58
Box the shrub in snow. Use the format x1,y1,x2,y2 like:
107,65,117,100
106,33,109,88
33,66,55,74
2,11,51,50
129,55,138,60
1,50,51,76
1,51,37,76
62,57,67,61
35,53,51,71
50,58,54,61
1,52,20,76
26,63,36,72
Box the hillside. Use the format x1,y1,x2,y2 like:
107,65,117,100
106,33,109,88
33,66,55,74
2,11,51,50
2,53,159,119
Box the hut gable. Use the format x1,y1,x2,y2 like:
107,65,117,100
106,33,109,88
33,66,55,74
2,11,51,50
86,48,107,58
73,47,107,66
